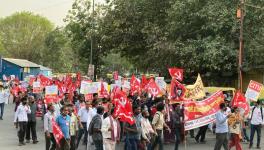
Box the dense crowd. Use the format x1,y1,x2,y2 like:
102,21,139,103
0,80,263,150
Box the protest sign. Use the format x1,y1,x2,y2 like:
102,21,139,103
33,81,41,93
45,85,58,104
185,74,205,100
80,81,90,94
245,80,263,101
155,77,167,92
184,91,224,130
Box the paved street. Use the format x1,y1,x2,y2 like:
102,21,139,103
0,104,264,150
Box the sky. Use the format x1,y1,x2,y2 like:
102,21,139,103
0,0,104,26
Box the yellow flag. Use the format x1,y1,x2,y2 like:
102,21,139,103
185,74,205,100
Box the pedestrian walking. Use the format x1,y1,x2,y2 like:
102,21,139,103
56,106,71,150
26,96,39,144
88,106,104,150
68,104,79,150
151,102,171,150
14,97,31,146
141,110,155,150
214,103,231,150
172,103,183,150
249,101,264,149
102,108,121,150
228,107,243,150
44,103,57,150
76,101,92,148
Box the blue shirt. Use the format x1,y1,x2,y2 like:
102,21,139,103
215,111,228,133
56,115,71,139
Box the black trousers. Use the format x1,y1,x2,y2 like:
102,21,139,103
70,136,76,150
57,138,70,150
76,122,87,147
195,125,208,142
250,124,262,147
26,121,37,141
94,140,103,150
174,127,181,150
45,133,56,150
18,122,27,143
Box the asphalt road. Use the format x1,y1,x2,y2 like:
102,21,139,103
0,104,263,150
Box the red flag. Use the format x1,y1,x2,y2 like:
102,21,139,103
170,79,186,103
168,68,184,81
232,91,249,115
130,75,141,95
52,119,64,146
113,90,135,125
39,75,52,86
141,75,149,90
145,79,162,97
29,77,36,86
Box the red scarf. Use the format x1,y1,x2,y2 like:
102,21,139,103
109,116,120,141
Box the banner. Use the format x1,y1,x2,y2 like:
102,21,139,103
245,80,263,101
185,74,205,100
184,91,224,130
33,81,42,93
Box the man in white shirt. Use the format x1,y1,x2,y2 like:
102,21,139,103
249,101,264,149
102,108,120,150
14,97,31,146
76,101,92,148
44,103,57,150
0,86,9,120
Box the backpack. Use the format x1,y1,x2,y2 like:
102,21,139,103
251,106,263,121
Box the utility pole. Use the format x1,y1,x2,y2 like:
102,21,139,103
88,0,95,80
238,0,244,92
90,0,94,65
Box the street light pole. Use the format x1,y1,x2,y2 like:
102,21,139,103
238,0,244,92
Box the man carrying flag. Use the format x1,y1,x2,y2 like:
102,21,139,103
56,106,71,150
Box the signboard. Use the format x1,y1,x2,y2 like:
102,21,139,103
245,80,263,101
33,81,41,93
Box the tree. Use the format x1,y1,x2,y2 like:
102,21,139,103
0,12,54,64
43,28,77,73
65,0,108,77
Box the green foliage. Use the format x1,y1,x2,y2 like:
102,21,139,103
43,28,77,73
0,12,54,64
65,0,109,76
90,0,264,85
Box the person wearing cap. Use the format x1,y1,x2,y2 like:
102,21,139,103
44,103,57,150
249,101,264,149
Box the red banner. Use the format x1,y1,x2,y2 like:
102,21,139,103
184,91,224,130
